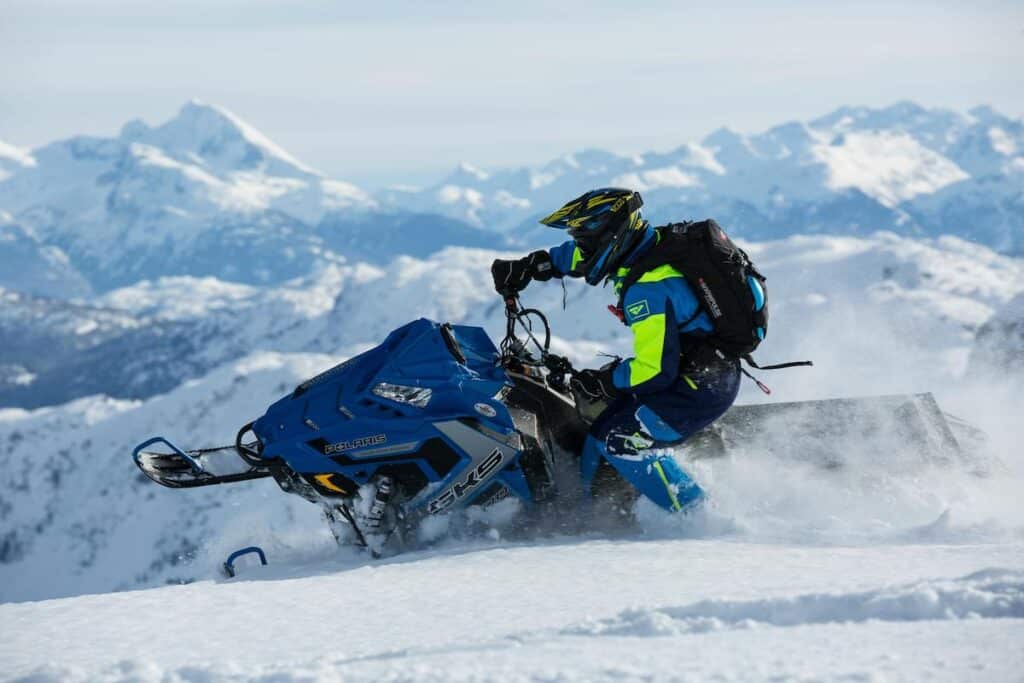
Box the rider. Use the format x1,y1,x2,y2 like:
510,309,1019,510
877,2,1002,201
491,188,741,512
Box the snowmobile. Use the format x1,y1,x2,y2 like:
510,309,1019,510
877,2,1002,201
134,298,633,555
134,298,987,556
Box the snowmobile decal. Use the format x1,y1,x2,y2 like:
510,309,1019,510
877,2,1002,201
322,434,387,455
314,473,348,494
427,448,505,514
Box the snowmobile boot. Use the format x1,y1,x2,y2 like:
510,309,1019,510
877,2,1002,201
581,434,704,513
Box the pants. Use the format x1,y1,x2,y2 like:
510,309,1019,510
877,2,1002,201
580,365,741,511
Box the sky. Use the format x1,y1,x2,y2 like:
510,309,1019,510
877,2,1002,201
1,0,1022,188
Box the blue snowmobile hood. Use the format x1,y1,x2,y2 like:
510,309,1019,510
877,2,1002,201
254,318,514,459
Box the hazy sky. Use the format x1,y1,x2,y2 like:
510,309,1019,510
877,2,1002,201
2,0,1021,188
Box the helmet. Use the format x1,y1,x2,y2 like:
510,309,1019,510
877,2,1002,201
539,188,647,285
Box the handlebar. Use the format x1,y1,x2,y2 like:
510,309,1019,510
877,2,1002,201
499,295,576,386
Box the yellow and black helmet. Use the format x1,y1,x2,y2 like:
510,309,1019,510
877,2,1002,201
540,188,646,285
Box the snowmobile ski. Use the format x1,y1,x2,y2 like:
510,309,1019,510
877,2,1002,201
133,436,274,488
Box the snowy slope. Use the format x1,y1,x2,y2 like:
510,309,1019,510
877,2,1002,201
1,543,1022,681
0,352,334,601
0,212,91,299
0,264,369,408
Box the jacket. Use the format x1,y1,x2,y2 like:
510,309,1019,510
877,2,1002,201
548,228,717,394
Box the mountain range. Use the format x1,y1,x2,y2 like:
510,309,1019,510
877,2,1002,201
0,101,497,294
1,100,1022,300
0,100,1022,411
381,102,1024,252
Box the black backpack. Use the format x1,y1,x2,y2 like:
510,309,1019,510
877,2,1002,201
617,220,810,381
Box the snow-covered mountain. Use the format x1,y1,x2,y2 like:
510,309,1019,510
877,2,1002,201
6,228,1020,410
0,263,375,408
4,100,1019,302
0,212,92,299
0,101,498,293
380,102,1024,253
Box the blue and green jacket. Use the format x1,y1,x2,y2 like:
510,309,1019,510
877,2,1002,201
549,228,714,394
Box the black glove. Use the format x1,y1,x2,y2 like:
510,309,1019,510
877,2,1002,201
491,250,554,295
571,365,620,403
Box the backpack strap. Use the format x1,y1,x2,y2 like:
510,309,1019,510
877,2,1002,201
739,354,814,395
742,355,813,370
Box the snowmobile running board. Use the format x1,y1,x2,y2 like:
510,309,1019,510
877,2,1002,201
133,436,274,488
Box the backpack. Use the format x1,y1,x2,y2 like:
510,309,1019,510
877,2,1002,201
617,220,810,384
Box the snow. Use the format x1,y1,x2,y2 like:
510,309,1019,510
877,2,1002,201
135,99,319,177
0,139,36,182
814,131,969,206
438,184,484,206
9,369,36,386
672,142,726,175
98,277,259,320
1,543,1021,681
988,127,1018,157
569,569,1024,634
611,166,701,192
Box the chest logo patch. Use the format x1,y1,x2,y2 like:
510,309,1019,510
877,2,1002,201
626,299,651,322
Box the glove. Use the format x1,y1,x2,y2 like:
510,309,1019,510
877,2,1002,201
491,250,554,295
571,364,620,424
571,366,619,403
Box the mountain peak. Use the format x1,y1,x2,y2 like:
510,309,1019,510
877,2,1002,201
174,99,245,132
127,100,319,177
880,100,927,118
703,126,744,146
968,105,1008,124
